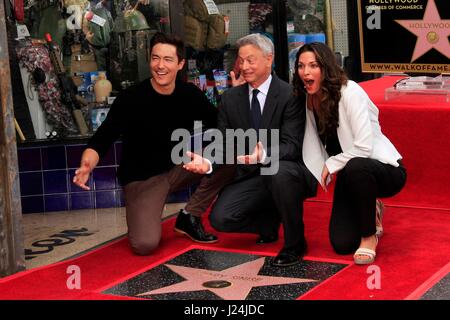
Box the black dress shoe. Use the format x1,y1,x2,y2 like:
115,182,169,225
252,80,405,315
271,242,307,267
256,234,278,244
174,211,218,243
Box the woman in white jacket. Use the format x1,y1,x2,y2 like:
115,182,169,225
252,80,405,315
293,42,407,264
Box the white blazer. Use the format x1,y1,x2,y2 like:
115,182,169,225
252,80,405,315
302,80,402,187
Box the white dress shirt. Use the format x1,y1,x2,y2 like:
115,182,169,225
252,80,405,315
248,74,272,114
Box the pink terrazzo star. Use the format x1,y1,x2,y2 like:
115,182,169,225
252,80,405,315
395,0,450,61
137,257,317,300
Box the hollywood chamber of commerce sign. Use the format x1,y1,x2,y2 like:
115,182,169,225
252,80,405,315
358,0,450,74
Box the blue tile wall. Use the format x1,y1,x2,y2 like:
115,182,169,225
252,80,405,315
17,142,123,214
21,196,44,214
93,167,117,191
41,146,66,170
95,191,116,209
66,145,85,169
18,148,41,172
44,194,69,212
70,192,94,210
18,141,193,213
19,172,43,196
43,170,68,194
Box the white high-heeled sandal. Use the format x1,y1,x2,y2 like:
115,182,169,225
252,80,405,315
354,235,378,265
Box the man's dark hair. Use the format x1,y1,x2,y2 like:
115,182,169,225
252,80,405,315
149,32,185,62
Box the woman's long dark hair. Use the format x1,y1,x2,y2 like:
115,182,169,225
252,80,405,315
292,42,348,136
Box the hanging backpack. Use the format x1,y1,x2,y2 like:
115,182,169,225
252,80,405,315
183,0,228,51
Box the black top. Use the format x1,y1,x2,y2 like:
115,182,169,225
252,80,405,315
87,79,217,185
313,109,342,157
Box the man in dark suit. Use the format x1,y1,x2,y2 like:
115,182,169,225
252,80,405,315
184,34,315,267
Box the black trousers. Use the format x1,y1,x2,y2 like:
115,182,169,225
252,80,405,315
329,157,407,254
209,160,311,252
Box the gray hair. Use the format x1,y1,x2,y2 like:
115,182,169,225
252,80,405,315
236,33,274,57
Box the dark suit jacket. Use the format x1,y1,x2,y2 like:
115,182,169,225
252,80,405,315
213,74,313,189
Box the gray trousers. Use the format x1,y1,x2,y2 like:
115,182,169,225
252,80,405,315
123,165,235,255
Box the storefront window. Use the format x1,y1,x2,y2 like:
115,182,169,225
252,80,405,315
12,0,170,142
183,0,273,106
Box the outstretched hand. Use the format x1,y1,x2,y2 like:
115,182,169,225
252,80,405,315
73,159,92,191
183,151,211,174
237,142,264,165
230,71,246,87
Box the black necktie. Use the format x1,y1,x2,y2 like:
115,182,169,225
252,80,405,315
251,89,261,129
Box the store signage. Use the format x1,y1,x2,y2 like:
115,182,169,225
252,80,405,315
358,0,450,74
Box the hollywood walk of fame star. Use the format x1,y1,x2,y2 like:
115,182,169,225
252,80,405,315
136,257,318,300
395,0,450,62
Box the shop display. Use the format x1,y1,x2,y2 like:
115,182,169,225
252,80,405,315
18,63,51,139
11,0,172,141
109,8,154,89
75,71,98,102
9,0,343,143
84,5,114,71
35,1,67,50
91,107,110,131
5,2,36,141
184,0,228,79
16,39,79,137
46,33,89,135
94,71,112,102
184,0,227,50
287,0,325,34
213,69,228,95
248,3,272,33
70,44,98,74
